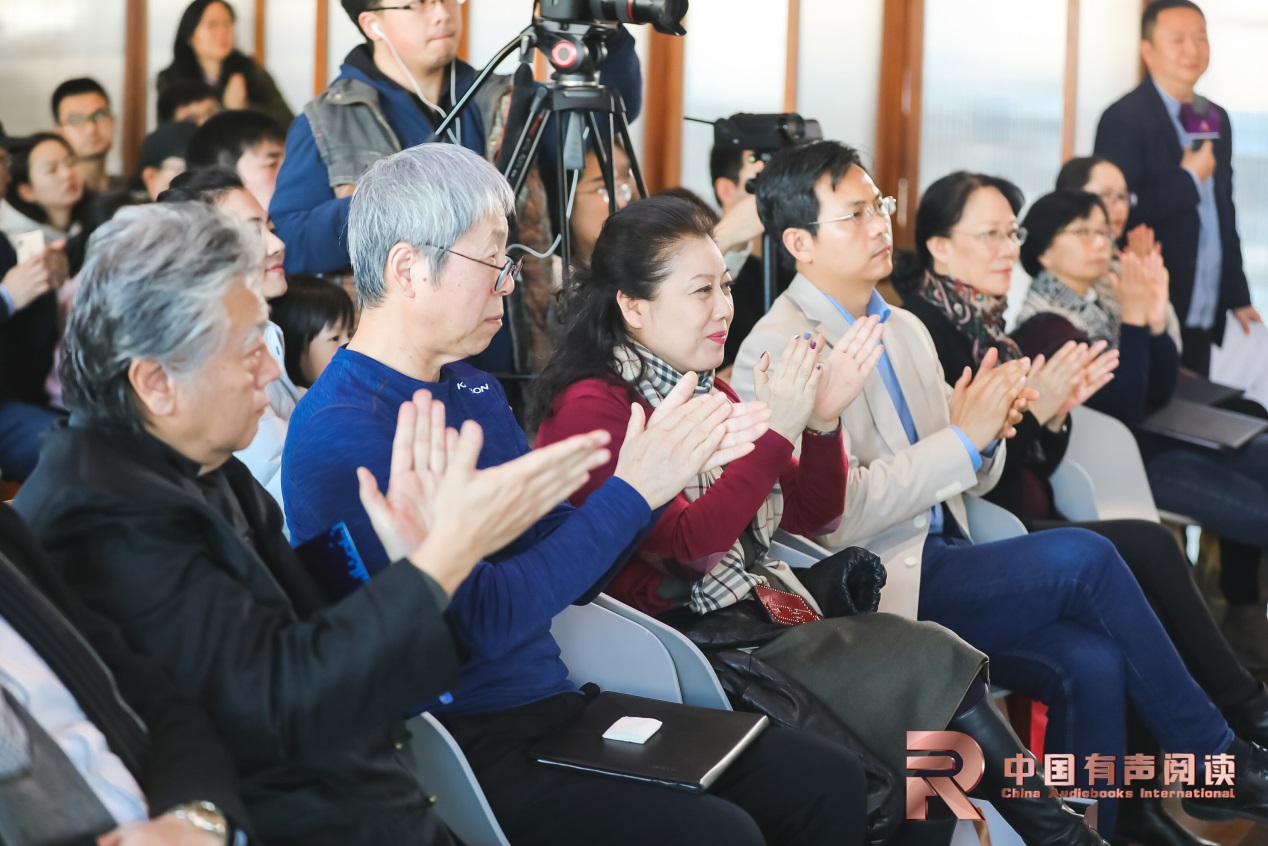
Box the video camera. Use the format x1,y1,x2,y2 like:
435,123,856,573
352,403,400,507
712,112,822,156
538,0,689,36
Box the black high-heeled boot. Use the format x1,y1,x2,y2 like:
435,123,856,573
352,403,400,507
948,693,1108,846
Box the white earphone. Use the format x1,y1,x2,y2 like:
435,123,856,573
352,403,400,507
367,18,461,143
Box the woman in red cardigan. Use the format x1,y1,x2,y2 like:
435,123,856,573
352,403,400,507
531,195,1108,846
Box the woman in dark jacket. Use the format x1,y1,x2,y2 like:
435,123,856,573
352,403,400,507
157,0,293,129
898,172,1268,846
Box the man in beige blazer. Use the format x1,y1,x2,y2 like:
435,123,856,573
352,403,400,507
731,165,1029,622
730,138,1268,838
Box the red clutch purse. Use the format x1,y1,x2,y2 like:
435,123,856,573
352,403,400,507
753,585,823,626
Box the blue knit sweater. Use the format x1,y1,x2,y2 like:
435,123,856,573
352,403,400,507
283,349,655,715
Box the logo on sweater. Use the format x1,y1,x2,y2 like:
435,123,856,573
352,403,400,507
456,382,490,395
906,731,985,820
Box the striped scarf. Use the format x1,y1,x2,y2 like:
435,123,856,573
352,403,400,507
613,344,815,615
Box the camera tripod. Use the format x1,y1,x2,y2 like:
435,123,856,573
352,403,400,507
432,20,647,284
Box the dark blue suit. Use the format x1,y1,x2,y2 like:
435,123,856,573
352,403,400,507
1093,77,1250,351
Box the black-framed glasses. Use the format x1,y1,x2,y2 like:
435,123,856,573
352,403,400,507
61,108,113,128
431,246,522,292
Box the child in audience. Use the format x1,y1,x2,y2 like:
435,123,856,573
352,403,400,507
269,275,355,389
532,194,1109,846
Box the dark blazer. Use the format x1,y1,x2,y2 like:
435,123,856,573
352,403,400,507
14,422,461,846
900,293,1070,520
0,503,249,835
1094,77,1250,343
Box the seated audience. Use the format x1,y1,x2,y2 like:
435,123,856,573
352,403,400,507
135,121,198,200
731,139,1268,839
0,502,250,845
1014,189,1268,673
187,110,287,210
158,0,294,129
14,200,615,845
269,275,355,389
283,142,871,846
157,79,222,126
532,194,1108,846
1,133,85,245
52,77,120,193
158,167,294,504
895,170,1268,846
0,127,65,480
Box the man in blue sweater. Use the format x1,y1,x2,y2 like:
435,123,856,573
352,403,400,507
283,142,874,846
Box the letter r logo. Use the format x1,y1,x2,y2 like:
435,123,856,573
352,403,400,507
906,731,985,820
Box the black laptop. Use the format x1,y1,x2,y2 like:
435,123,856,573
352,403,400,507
1139,399,1268,451
1173,372,1244,407
531,691,768,793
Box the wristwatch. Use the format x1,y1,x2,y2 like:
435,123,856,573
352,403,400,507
171,800,230,844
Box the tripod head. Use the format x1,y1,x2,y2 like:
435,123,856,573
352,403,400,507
532,20,619,86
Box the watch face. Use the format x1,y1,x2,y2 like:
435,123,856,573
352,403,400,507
178,802,228,837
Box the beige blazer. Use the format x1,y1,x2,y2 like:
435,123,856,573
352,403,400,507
730,274,1006,620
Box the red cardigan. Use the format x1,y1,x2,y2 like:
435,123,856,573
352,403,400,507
535,374,847,617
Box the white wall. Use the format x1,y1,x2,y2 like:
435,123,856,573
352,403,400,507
797,0,885,172
0,0,128,173
265,0,317,113
1073,1,1140,157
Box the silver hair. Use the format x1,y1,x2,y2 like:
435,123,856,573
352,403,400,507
347,142,516,308
60,202,264,431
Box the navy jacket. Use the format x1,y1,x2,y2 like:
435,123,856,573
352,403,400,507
272,30,642,277
1094,78,1250,343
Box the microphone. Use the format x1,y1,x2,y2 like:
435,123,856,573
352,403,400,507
1179,95,1221,151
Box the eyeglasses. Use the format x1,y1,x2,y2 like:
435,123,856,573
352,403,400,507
367,0,464,10
952,227,1028,247
430,246,522,292
61,108,113,128
810,196,897,228
1095,190,1137,209
1059,226,1115,243
580,178,635,206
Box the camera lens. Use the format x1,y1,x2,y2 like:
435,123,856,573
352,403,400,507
589,0,688,36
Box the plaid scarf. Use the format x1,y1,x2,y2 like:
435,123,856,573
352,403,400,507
917,269,1022,365
1016,270,1122,349
613,344,817,615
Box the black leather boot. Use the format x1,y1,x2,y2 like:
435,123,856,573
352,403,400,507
1224,683,1268,750
948,693,1108,846
1113,792,1217,846
1183,737,1268,824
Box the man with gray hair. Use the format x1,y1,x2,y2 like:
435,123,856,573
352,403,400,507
283,143,872,846
15,200,618,845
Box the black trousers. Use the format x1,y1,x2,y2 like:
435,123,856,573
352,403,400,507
440,692,868,846
1031,517,1259,710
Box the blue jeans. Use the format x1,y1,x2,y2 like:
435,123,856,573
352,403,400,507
0,400,59,482
918,528,1233,839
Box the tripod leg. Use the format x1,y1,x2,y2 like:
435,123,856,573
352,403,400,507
583,111,618,216
611,98,647,200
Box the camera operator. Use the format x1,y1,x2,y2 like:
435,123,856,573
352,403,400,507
272,0,643,279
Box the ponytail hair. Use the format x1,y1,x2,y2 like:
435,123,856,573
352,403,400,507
527,195,719,429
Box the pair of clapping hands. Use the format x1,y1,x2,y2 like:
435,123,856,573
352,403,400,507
355,384,772,595
949,340,1120,448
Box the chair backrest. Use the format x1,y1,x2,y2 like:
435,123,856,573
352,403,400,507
550,601,684,703
963,496,1028,543
1055,407,1160,523
590,594,731,710
407,713,512,846
770,529,833,569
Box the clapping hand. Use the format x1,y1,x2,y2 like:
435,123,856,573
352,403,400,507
753,332,822,442
948,348,1032,449
615,373,770,507
812,315,885,429
359,389,614,593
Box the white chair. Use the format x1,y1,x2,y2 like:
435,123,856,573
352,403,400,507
406,599,724,845
1050,407,1163,523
